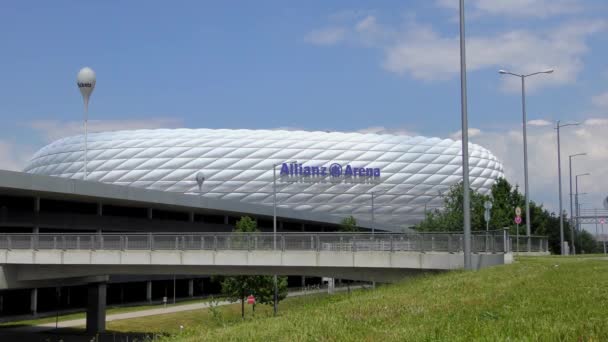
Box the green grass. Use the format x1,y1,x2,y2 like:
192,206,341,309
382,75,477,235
139,256,608,341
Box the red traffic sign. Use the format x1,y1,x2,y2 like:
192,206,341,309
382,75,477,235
514,216,522,225
247,295,255,304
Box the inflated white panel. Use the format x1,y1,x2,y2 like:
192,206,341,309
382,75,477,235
24,128,504,228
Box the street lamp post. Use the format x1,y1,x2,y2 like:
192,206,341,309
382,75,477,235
272,163,278,316
371,190,387,235
575,173,590,251
499,69,554,250
458,0,472,270
77,67,96,180
568,153,586,255
555,121,579,255
272,161,295,316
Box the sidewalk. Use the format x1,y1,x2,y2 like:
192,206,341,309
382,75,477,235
4,284,365,333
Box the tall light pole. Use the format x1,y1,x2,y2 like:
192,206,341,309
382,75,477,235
272,160,295,316
555,121,579,255
77,67,96,180
458,0,472,270
371,190,387,234
568,153,586,254
575,173,590,246
499,69,553,244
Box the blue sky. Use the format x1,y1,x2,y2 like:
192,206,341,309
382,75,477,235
0,0,607,231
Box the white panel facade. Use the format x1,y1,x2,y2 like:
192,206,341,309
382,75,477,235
23,129,504,228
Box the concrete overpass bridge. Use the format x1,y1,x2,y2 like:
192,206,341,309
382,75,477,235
0,231,521,333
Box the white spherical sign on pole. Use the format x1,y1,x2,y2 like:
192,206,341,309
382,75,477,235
77,67,96,180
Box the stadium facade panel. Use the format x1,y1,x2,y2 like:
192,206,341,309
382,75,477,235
24,129,504,228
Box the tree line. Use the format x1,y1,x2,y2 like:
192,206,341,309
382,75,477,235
414,178,600,254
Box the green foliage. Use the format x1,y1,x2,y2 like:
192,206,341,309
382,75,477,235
415,178,599,254
339,215,359,232
221,216,288,318
156,256,608,341
235,216,257,233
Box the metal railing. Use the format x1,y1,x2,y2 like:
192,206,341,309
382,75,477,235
509,236,549,253
0,231,516,254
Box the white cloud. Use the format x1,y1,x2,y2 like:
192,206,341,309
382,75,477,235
357,126,418,136
436,0,583,18
471,119,607,215
528,119,552,127
450,128,482,140
383,20,605,91
591,91,608,108
29,118,182,141
584,118,608,126
304,27,347,46
0,141,32,171
306,11,605,91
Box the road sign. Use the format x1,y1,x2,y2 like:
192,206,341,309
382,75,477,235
515,207,522,216
515,216,522,225
484,201,493,210
484,211,490,223
247,295,255,304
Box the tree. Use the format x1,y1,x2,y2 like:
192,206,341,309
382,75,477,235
414,178,599,255
220,216,288,318
339,216,359,232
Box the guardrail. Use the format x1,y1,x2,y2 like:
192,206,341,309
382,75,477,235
0,231,520,254
509,236,549,253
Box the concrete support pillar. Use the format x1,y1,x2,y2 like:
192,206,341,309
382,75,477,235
327,278,334,294
147,208,153,219
30,288,38,315
97,203,103,234
188,279,194,297
86,282,107,334
301,223,305,232
200,279,205,294
301,276,306,288
189,212,194,223
34,197,40,233
224,216,229,225
146,281,152,303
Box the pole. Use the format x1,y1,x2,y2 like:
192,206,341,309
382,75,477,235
575,177,579,252
84,98,88,180
577,201,582,251
556,122,565,254
173,275,176,304
520,76,532,252
371,192,375,235
458,0,472,270
272,164,278,316
516,224,520,253
595,208,599,251
602,220,606,254
568,157,575,255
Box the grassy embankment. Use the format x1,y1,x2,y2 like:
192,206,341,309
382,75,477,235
128,256,607,341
